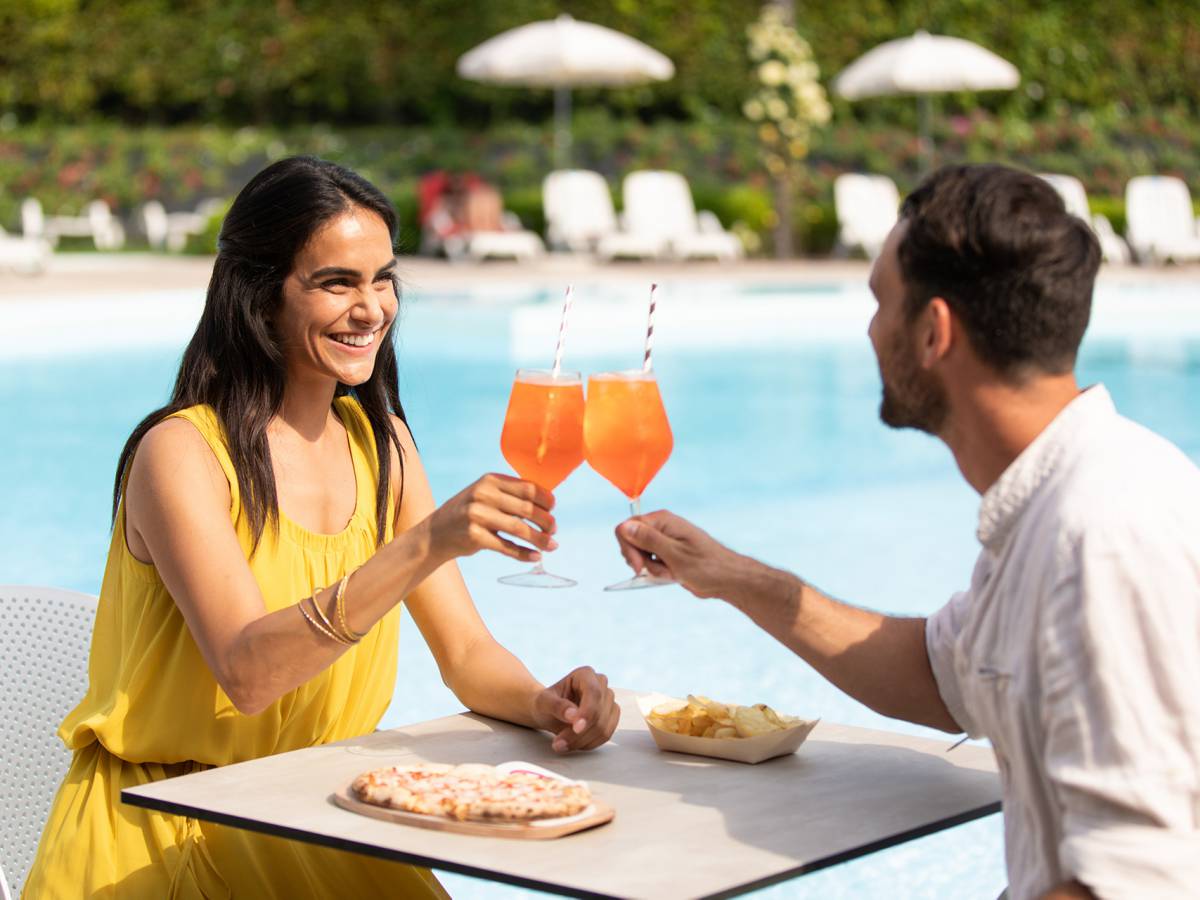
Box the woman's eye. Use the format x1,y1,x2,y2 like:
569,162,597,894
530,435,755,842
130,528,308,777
322,279,350,289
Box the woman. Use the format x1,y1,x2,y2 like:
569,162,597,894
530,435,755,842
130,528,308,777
24,156,619,898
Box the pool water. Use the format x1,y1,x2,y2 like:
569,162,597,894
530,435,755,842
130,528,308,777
3,280,1198,898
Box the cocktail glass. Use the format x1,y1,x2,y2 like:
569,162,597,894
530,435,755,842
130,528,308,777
498,368,585,587
584,370,675,591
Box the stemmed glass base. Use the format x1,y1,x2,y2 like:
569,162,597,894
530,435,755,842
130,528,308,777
604,498,676,591
498,561,577,589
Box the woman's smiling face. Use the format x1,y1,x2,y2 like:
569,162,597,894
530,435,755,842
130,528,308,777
275,206,398,388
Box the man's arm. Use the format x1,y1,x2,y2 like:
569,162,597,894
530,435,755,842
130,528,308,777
617,512,961,732
1040,882,1096,899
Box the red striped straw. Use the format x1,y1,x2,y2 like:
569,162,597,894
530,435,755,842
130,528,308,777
551,284,573,377
642,283,657,373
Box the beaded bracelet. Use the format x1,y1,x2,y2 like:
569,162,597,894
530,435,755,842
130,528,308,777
335,572,367,642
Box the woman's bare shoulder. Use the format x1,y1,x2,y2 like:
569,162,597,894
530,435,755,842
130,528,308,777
129,415,228,496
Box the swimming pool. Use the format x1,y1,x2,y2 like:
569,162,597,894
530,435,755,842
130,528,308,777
3,277,1199,897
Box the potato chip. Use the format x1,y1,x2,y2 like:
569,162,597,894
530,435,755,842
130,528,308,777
646,693,804,740
733,704,779,738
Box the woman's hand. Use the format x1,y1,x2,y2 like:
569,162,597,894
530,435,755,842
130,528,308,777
427,473,557,564
531,666,620,752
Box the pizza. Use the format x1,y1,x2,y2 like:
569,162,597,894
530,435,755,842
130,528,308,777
350,763,593,822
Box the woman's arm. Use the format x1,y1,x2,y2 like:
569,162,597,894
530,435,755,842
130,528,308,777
124,416,554,715
388,416,619,751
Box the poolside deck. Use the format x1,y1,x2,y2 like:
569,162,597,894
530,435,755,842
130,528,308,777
3,252,1197,302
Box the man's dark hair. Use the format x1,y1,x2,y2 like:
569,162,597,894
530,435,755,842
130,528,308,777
898,164,1101,377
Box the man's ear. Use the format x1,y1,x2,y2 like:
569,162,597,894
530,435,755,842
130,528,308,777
921,296,955,367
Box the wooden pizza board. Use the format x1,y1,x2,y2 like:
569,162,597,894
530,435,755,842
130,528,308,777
331,786,615,840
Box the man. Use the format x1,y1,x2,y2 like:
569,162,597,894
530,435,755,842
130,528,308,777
617,165,1200,900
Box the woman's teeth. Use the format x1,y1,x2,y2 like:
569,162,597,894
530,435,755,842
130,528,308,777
330,332,375,347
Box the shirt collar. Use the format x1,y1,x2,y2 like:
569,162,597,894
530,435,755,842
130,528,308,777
976,385,1115,550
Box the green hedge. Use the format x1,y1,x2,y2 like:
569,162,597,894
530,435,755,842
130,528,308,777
2,1,1197,127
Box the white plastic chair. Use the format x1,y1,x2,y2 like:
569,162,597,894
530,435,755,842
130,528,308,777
1038,173,1130,265
542,169,663,260
1,860,12,900
833,173,900,259
622,170,743,261
1125,175,1200,264
0,586,98,896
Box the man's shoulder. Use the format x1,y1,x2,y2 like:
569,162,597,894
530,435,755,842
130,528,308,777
1052,411,1200,523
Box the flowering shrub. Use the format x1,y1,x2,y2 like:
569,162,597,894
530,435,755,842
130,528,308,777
742,7,831,178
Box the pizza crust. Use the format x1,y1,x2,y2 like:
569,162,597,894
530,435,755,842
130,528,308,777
351,763,592,823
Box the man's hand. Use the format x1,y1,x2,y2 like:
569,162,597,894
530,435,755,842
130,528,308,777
616,510,746,599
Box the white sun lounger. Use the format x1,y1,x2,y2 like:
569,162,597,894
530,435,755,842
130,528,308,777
1039,173,1131,265
450,221,546,262
622,170,743,261
542,169,663,260
21,197,125,250
0,227,51,274
140,198,223,252
1125,175,1200,264
834,174,900,259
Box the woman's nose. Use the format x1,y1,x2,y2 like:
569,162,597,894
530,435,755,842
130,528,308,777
350,285,387,328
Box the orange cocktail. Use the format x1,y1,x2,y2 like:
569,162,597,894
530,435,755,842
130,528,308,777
500,371,585,490
584,371,673,507
585,370,674,591
498,369,584,588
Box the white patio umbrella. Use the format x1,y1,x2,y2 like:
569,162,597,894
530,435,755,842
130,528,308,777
457,14,674,167
832,31,1019,172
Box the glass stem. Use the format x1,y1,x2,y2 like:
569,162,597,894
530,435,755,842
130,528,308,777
629,496,647,575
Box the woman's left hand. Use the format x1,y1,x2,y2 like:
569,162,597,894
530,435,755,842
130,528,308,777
531,666,620,752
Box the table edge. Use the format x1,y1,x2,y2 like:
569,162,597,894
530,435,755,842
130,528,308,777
120,787,623,900
121,786,1001,900
698,800,1002,899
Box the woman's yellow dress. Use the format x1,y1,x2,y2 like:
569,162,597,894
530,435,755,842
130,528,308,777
23,399,447,899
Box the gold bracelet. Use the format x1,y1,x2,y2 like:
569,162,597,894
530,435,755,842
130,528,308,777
297,594,349,645
335,572,367,642
307,588,352,643
301,593,355,646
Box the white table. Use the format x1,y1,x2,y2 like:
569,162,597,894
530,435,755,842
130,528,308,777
123,689,1000,899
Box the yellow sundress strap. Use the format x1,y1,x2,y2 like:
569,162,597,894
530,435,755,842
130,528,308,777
168,406,242,524
334,395,393,538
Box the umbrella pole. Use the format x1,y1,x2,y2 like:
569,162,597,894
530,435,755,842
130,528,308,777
554,85,572,169
918,93,934,175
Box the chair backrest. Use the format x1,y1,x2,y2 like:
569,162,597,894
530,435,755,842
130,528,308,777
19,198,44,238
542,170,618,249
834,174,900,254
623,170,700,239
1039,173,1091,221
141,199,169,249
1126,175,1195,254
0,586,98,895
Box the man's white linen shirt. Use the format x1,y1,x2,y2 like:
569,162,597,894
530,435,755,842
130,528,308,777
926,385,1200,899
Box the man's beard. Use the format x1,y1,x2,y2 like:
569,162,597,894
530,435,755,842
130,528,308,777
877,325,948,435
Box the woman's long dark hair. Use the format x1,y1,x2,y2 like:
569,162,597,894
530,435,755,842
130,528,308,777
113,156,406,552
